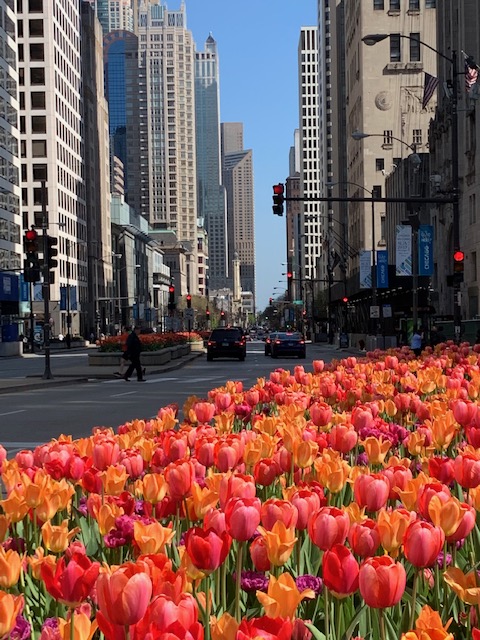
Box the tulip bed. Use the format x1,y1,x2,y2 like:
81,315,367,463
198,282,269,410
4,343,480,639
99,331,201,353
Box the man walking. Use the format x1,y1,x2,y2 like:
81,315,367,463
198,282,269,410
123,326,146,382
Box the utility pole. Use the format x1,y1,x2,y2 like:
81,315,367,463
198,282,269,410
40,180,53,379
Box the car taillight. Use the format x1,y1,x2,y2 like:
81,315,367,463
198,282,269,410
207,341,213,346
300,340,305,344
275,339,281,344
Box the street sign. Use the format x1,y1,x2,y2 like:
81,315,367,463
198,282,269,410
293,300,304,305
382,304,392,318
370,305,380,318
185,308,194,320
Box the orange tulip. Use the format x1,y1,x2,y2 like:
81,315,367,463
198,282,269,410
0,490,29,523
41,519,80,554
133,521,175,555
257,521,297,567
58,612,98,640
189,481,219,520
256,572,315,619
96,502,124,537
100,465,128,496
0,591,24,638
96,566,153,626
443,567,480,605
400,605,454,640
314,455,350,493
293,439,318,469
35,491,65,523
139,473,168,504
361,436,391,465
0,514,10,543
211,612,239,640
0,547,22,588
427,495,468,538
27,546,57,580
376,508,415,558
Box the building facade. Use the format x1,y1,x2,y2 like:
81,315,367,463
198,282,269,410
195,33,228,291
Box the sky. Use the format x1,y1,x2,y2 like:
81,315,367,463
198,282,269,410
181,0,317,312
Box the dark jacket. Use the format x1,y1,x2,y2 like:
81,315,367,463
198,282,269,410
126,330,142,357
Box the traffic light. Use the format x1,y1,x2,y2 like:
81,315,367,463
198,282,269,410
168,284,176,311
220,310,225,318
186,293,192,309
453,250,465,272
272,183,285,216
206,308,210,318
23,228,41,283
287,271,293,281
46,235,58,271
342,296,349,303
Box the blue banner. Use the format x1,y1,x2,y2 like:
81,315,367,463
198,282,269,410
0,273,19,301
418,224,434,276
60,287,67,311
20,276,30,302
377,250,389,288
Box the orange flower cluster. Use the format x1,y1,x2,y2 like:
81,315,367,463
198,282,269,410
1,344,480,638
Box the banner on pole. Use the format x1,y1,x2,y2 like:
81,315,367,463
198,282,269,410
359,250,372,289
418,224,434,276
396,225,412,276
377,250,389,288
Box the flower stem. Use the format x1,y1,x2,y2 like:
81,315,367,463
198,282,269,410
70,609,75,640
379,608,386,640
410,570,418,630
324,586,330,640
235,541,244,622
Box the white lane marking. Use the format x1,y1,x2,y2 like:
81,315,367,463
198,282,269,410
110,391,137,397
0,409,27,417
102,377,180,385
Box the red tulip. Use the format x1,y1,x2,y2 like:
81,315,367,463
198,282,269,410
92,438,120,470
353,473,390,512
403,521,445,568
359,556,406,608
309,402,332,427
328,424,358,454
96,566,152,626
417,482,451,520
165,459,196,501
203,508,226,535
41,552,100,607
452,399,477,426
322,544,359,596
250,535,271,572
193,402,215,423
445,502,476,544
427,457,455,485
382,465,413,501
308,506,349,550
291,489,322,531
184,527,231,573
219,472,256,509
254,458,280,487
236,616,293,640
260,499,298,531
225,496,261,541
454,453,480,489
134,593,200,638
348,519,381,558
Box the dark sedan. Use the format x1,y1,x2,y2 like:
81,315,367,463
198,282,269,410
206,327,246,361
270,332,306,359
264,332,278,356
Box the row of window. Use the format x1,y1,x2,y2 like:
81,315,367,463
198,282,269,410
374,0,435,9
0,67,17,99
0,217,20,244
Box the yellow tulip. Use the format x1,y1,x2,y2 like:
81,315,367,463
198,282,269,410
41,519,80,554
133,520,175,555
257,521,297,567
256,572,314,619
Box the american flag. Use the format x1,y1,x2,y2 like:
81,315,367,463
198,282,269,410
421,72,439,109
465,56,479,93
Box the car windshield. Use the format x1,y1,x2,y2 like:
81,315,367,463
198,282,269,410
210,329,243,340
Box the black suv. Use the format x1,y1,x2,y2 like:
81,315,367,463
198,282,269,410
207,327,246,361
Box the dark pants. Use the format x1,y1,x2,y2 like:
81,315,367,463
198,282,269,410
124,354,143,380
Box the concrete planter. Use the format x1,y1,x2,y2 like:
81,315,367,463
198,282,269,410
190,340,205,353
89,347,180,367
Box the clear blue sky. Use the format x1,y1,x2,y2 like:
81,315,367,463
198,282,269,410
183,0,317,311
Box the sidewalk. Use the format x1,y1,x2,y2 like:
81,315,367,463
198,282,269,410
0,351,204,395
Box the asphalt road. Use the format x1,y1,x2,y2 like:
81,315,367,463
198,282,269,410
0,342,354,455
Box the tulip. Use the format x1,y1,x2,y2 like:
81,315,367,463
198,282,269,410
211,612,239,640
254,458,280,486
219,472,256,509
454,452,480,489
361,436,391,465
57,612,98,640
403,521,445,568
400,605,454,640
353,473,390,512
100,465,128,496
376,508,415,558
41,552,100,607
96,566,152,626
165,459,196,502
417,482,451,521
348,519,381,558
92,438,120,470
359,556,406,608
225,496,261,541
328,424,358,454
309,402,333,427
236,616,293,640
41,519,80,554
260,498,298,531
184,526,231,573
141,473,168,504
133,520,175,555
291,488,322,530
308,506,350,550
427,457,455,485
133,592,200,638
427,495,473,539
192,401,216,423
257,521,297,567
322,544,359,597
256,572,315,619
444,567,480,605
0,547,22,589
0,591,24,639
446,501,476,543
249,535,271,572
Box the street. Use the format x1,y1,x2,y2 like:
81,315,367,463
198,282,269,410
0,342,356,455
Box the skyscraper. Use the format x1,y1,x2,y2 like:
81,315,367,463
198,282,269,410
195,33,228,291
221,123,255,299
17,0,86,335
94,0,134,35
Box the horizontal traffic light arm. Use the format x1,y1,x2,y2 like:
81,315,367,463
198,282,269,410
283,195,455,204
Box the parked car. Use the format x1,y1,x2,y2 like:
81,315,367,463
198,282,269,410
270,332,306,359
206,327,246,361
264,332,278,356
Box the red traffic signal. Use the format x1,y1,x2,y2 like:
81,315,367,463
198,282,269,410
269,297,273,305
206,308,210,317
342,296,349,303
453,250,464,262
272,183,285,216
186,293,192,309
287,271,293,279
220,310,225,317
453,250,464,274
24,228,39,254
169,285,175,293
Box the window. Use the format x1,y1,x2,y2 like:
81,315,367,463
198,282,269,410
376,158,385,171
29,43,44,61
372,185,382,199
28,0,42,10
374,0,384,8
409,33,420,62
28,19,43,36
32,164,47,181
31,140,46,156
17,20,23,37
408,0,419,9
389,0,400,9
19,116,25,133
380,216,386,243
425,0,436,6
469,193,477,225
472,251,478,281
413,129,422,146
383,130,393,145
31,115,46,133
390,35,401,62
31,92,45,109
30,68,45,84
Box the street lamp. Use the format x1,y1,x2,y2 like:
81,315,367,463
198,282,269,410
361,32,461,339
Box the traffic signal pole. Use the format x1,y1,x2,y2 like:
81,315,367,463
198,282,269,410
40,181,53,380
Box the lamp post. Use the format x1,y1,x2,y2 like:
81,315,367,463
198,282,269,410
362,32,461,339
